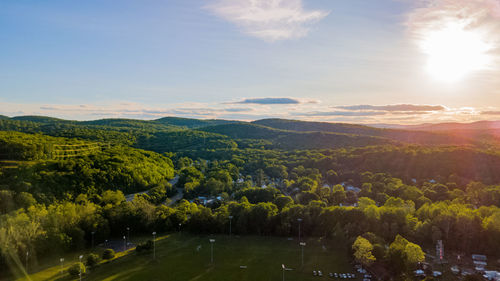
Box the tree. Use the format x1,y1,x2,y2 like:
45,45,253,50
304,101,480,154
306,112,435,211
101,190,125,206
86,253,100,267
102,249,115,260
352,236,376,268
404,242,425,269
68,262,86,277
326,170,338,185
330,185,346,205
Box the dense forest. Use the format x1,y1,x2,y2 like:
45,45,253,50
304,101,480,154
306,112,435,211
2,116,500,279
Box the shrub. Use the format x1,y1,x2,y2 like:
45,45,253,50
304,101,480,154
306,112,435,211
68,262,86,277
136,240,154,253
102,248,115,260
86,253,100,267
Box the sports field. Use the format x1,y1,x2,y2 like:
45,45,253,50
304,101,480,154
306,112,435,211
17,234,360,281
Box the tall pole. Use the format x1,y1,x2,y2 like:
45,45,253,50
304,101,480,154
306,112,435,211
26,251,29,274
123,235,126,252
152,232,156,260
209,239,215,263
79,255,83,281
297,218,303,242
282,264,285,281
127,227,130,246
229,216,233,236
300,242,306,267
60,258,64,275
91,231,95,249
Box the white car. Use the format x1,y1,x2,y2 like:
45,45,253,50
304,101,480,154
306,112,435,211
318,271,323,276
313,270,317,276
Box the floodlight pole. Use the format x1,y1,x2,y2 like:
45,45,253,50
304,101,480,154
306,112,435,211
297,218,303,242
60,258,64,275
79,255,83,281
209,239,215,263
126,227,130,245
152,232,157,260
300,242,306,266
123,235,126,252
229,216,233,236
282,264,286,281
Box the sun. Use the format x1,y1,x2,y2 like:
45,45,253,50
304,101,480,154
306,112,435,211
420,22,492,82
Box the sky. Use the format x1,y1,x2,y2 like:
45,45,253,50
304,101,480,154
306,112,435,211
1,0,500,124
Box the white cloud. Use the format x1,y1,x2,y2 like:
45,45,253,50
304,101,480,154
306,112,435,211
206,0,329,41
3,101,500,125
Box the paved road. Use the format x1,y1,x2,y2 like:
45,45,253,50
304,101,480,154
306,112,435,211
167,187,183,206
125,175,180,202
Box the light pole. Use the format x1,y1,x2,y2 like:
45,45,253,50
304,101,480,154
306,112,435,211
299,242,306,267
179,223,182,234
123,235,126,252
297,218,303,242
79,255,83,281
60,258,64,275
26,251,29,274
126,227,130,245
105,239,108,248
91,231,95,249
228,216,233,236
152,232,156,260
209,239,215,263
282,264,286,281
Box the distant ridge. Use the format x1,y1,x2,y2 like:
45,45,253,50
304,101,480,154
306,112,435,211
11,115,71,123
368,120,500,131
155,116,236,128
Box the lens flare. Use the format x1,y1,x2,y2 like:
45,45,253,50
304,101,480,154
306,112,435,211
420,22,492,82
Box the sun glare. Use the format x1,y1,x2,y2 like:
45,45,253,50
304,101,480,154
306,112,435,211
420,22,492,82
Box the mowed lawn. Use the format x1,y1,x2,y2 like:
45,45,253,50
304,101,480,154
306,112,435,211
20,234,360,281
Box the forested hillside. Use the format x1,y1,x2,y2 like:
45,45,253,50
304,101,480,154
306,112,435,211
253,118,476,146
0,131,174,200
199,122,394,149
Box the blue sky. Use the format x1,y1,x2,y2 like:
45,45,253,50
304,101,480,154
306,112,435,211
1,0,500,123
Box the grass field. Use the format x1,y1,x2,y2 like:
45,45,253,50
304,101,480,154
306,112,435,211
16,234,361,281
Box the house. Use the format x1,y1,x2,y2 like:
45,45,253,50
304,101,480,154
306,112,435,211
414,269,425,277
483,271,500,281
346,186,361,193
472,254,487,262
